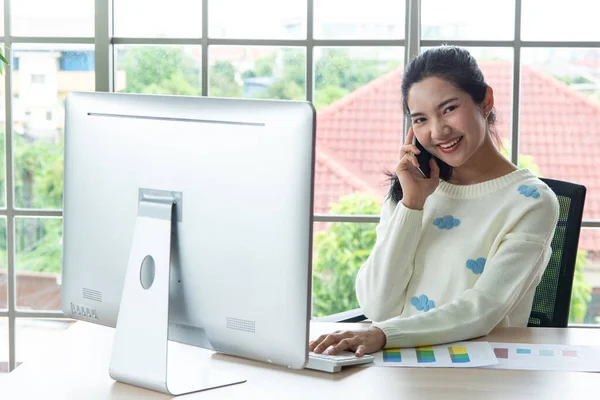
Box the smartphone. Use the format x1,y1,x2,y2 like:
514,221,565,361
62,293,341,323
412,136,432,178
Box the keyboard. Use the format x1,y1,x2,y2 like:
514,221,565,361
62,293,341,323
305,351,375,373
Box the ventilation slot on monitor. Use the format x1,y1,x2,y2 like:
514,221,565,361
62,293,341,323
226,317,256,333
82,288,103,302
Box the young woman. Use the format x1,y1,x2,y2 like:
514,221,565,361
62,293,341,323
309,46,559,357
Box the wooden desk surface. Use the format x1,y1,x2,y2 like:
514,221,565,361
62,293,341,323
3,321,600,400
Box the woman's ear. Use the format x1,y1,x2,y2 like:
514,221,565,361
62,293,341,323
483,86,494,117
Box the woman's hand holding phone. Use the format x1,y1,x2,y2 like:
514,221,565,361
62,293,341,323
395,127,440,210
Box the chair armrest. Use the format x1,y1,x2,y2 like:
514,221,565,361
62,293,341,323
312,308,368,323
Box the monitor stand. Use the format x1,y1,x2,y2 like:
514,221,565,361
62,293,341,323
108,190,246,395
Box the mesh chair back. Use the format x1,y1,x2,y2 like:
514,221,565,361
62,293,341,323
528,178,586,327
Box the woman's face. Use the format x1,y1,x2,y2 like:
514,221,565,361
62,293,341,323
407,76,491,168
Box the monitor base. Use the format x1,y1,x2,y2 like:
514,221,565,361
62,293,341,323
109,190,246,395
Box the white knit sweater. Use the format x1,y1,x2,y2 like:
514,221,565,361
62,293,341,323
355,169,559,348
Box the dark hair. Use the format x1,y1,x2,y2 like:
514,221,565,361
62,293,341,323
385,46,501,203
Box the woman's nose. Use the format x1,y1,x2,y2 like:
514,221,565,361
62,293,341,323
431,119,451,140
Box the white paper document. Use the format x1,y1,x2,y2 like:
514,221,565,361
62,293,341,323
485,342,600,372
373,341,499,368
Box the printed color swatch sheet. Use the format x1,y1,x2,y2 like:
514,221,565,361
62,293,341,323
485,342,600,372
374,342,498,368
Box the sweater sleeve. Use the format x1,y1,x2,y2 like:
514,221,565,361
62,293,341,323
373,191,559,348
355,197,424,321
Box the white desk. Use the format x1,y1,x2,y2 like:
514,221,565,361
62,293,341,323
3,321,600,399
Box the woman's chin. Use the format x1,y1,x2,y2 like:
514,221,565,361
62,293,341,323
435,154,464,168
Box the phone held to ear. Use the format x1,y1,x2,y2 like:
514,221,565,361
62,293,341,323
412,135,433,178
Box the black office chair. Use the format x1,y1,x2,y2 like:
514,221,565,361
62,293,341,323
317,178,586,328
528,178,586,327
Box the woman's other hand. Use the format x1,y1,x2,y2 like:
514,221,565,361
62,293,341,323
308,326,386,357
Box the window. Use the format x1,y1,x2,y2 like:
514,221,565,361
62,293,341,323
1,0,599,375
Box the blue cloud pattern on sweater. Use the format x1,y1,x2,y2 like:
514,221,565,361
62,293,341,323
433,215,461,230
466,258,486,274
518,185,540,199
411,294,436,312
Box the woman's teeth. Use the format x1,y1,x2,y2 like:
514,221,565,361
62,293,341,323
439,136,463,149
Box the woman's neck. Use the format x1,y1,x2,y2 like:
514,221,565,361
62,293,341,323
448,140,517,186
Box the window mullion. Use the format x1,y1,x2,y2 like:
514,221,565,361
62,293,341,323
95,0,113,92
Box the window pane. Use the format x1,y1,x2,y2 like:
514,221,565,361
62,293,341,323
0,218,7,310
312,222,376,317
571,229,599,325
314,46,401,214
16,218,62,311
520,48,600,220
210,0,306,39
209,46,305,100
522,0,600,41
314,0,404,40
0,318,6,373
16,319,74,365
422,0,514,40
13,44,94,210
114,0,203,38
115,46,202,95
12,0,94,37
0,48,5,209
0,1,4,35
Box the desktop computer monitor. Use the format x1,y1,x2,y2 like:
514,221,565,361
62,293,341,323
61,92,316,395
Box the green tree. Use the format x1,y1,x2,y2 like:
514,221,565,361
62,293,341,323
210,61,243,98
569,250,592,322
0,132,63,273
312,192,380,317
120,47,200,96
314,49,399,110
314,85,349,110
244,49,305,101
14,135,64,209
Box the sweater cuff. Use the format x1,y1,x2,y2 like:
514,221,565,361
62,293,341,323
373,318,413,348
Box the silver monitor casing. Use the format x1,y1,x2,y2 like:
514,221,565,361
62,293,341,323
61,92,315,393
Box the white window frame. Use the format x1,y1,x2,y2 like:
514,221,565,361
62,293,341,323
2,0,599,373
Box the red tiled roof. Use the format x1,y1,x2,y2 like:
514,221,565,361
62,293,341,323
315,61,600,250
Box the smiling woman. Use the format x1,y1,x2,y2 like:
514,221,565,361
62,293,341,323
310,46,560,357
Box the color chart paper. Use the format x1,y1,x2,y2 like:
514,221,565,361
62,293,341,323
374,341,498,368
485,342,600,372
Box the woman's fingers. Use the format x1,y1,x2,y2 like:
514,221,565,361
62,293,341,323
312,332,348,354
405,126,415,146
400,151,420,169
329,337,360,355
399,143,420,157
308,334,328,352
355,345,367,357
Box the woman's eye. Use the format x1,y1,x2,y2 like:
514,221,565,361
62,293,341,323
444,105,457,114
413,117,426,124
